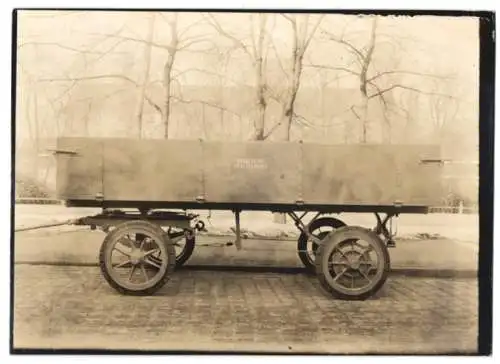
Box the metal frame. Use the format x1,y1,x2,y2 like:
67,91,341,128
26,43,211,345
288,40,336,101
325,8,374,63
65,199,428,214
74,209,204,232
287,210,398,247
72,204,402,251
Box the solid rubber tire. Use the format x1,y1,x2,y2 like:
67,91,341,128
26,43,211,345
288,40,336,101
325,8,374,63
99,220,176,296
315,225,390,301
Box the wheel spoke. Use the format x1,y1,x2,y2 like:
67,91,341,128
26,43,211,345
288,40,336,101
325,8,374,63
333,247,349,260
113,260,131,269
143,248,161,257
128,265,137,281
359,260,377,272
333,267,348,282
140,264,149,281
330,260,347,265
143,258,162,269
358,269,373,283
127,234,136,247
118,237,135,249
113,247,130,258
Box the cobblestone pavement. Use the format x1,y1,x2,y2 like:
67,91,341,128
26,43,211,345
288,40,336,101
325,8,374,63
13,265,478,354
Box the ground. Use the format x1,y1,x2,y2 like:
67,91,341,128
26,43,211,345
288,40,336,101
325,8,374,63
12,205,480,354
13,265,478,354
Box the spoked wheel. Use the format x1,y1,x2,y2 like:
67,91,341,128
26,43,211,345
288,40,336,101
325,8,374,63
315,226,390,301
99,220,175,296
147,228,195,269
297,217,347,273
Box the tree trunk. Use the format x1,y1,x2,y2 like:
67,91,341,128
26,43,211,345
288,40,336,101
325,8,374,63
283,53,303,142
163,15,178,139
254,61,266,140
253,14,268,141
163,60,173,139
361,96,369,143
358,17,377,144
162,50,176,139
136,13,155,138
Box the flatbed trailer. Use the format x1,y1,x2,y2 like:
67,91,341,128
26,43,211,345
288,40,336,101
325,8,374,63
53,137,444,300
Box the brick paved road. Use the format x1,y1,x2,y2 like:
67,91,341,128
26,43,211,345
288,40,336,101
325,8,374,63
13,265,478,354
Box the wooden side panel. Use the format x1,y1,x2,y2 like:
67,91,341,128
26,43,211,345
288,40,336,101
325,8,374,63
202,141,302,204
302,144,443,206
102,139,203,202
55,137,103,200
55,138,443,207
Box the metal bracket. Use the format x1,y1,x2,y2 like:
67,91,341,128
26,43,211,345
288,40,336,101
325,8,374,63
234,210,242,250
47,148,78,156
287,211,322,245
374,212,397,247
420,159,448,165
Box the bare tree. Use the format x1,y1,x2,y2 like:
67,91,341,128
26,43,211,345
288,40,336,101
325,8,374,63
311,15,454,143
206,13,274,140
135,12,156,137
31,12,218,139
270,14,324,141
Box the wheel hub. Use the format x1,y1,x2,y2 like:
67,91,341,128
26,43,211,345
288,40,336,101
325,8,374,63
130,249,145,265
332,247,372,278
350,259,361,270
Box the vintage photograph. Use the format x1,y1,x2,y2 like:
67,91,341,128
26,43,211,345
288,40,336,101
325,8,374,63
12,9,487,354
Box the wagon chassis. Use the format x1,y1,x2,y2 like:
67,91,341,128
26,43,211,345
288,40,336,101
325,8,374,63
69,202,422,301
52,137,441,300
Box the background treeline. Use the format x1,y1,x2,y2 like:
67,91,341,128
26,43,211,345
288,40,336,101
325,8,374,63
15,11,479,208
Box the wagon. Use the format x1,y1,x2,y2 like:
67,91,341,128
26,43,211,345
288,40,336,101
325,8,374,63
53,137,444,300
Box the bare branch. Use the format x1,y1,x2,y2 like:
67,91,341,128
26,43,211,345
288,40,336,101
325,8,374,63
350,106,361,120
368,84,457,100
262,120,283,140
18,41,105,54
205,14,253,59
37,73,164,115
249,14,258,59
144,96,163,115
178,16,207,38
367,70,454,83
269,36,289,79
280,14,296,25
304,15,324,49
322,29,365,64
172,68,244,86
178,37,218,51
367,81,388,109
264,85,285,104
87,32,173,52
171,96,241,118
38,74,140,86
306,64,360,77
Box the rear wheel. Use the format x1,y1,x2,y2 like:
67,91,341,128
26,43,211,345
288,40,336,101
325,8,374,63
147,228,196,269
297,217,346,272
315,226,390,301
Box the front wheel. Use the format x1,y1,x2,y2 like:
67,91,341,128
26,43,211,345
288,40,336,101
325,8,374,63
99,220,176,296
315,226,390,301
